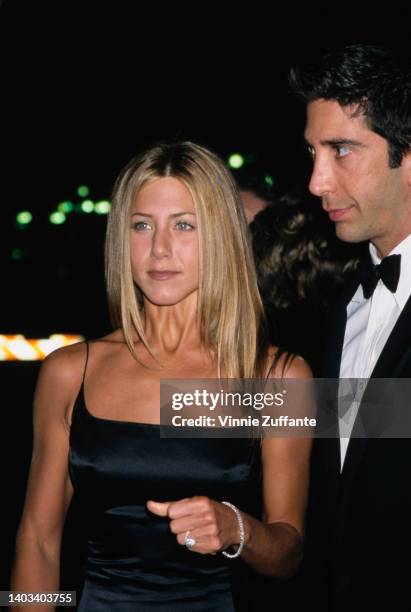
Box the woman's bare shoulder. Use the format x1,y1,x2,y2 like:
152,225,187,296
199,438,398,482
266,345,312,380
39,340,88,391
91,328,125,343
42,329,124,379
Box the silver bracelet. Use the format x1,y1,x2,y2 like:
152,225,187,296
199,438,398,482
221,501,245,559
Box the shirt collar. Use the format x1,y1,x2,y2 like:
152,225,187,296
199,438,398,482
368,234,411,310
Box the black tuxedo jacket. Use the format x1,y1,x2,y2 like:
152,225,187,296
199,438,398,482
313,278,411,612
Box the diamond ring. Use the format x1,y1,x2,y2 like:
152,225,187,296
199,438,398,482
184,530,196,549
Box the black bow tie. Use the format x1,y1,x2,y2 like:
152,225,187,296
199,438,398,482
360,254,401,299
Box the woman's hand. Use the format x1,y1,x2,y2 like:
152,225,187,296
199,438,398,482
146,496,245,555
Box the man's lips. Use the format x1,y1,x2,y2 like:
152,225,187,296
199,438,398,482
147,271,181,280
324,206,355,221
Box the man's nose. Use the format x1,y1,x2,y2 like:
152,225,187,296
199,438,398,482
308,156,336,198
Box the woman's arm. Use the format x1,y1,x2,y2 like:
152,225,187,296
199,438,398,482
239,353,313,576
148,354,313,577
10,345,83,610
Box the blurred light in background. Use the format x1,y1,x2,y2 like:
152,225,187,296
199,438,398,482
228,153,245,169
94,200,111,214
11,248,25,260
77,185,90,198
16,211,33,225
0,334,85,361
81,200,94,213
49,211,66,225
265,175,274,186
57,201,74,213
20,188,112,228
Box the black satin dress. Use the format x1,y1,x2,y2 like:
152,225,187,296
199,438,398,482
69,377,262,611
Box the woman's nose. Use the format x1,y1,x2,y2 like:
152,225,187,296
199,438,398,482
151,228,171,259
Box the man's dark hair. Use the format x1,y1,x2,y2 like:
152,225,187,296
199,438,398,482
289,44,411,168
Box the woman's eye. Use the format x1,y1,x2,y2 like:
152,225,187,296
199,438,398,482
132,221,151,231
176,221,194,230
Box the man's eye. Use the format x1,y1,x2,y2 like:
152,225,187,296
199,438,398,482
176,221,194,230
307,146,315,159
335,145,351,158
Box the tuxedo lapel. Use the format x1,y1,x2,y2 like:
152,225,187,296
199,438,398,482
318,282,359,487
370,292,411,378
322,283,356,378
340,290,411,492
339,433,368,493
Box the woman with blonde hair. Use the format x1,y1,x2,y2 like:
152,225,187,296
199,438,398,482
11,142,312,611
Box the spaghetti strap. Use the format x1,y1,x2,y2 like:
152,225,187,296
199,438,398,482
82,340,89,386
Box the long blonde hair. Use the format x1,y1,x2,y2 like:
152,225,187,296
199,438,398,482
105,142,268,378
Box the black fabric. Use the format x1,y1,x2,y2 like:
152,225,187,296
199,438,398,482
309,281,411,612
360,253,401,299
69,378,262,611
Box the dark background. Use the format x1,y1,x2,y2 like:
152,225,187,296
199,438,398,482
2,3,411,335
1,0,411,598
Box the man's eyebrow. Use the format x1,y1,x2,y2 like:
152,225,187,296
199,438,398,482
304,137,365,148
130,212,196,218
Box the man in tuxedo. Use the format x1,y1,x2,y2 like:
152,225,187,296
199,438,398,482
289,45,411,611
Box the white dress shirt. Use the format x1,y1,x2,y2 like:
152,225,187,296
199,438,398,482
338,233,411,468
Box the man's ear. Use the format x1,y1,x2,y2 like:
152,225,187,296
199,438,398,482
403,150,411,187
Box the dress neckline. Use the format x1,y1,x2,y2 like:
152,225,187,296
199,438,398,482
77,382,161,428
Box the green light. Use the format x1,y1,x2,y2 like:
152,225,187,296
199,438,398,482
81,200,94,213
11,248,24,260
77,185,90,198
228,153,245,169
94,200,111,214
49,211,66,225
57,201,74,213
16,211,32,225
265,175,274,187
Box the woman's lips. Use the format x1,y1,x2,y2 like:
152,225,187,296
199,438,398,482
148,271,181,280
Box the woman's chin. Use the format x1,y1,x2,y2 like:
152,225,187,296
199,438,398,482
142,291,198,308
